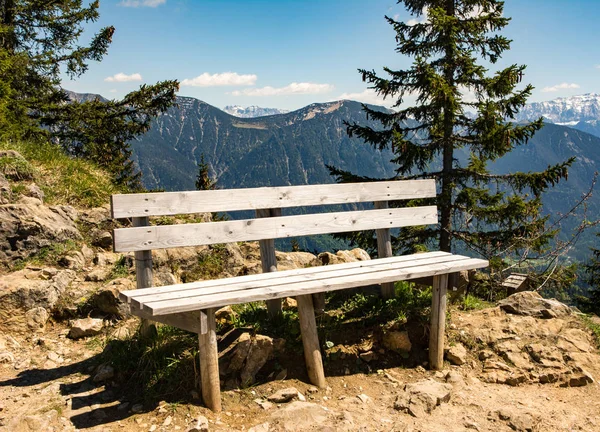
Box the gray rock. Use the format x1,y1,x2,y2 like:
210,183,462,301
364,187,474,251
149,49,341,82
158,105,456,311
93,278,133,316
498,291,571,318
93,364,115,382
0,196,81,262
187,415,209,432
254,398,274,410
445,343,467,365
226,333,278,386
269,402,329,431
248,423,270,432
267,387,301,403
69,317,104,339
91,230,113,250
0,269,75,333
85,268,110,282
25,183,44,202
394,379,452,417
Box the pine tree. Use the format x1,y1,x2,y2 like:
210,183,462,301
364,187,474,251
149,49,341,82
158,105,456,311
332,0,573,277
581,235,600,314
0,1,178,189
195,154,217,191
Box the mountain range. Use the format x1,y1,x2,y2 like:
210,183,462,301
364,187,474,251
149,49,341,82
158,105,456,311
223,105,289,118
66,90,600,258
515,93,600,139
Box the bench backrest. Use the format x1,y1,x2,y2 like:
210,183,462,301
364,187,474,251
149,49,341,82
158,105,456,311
111,179,437,253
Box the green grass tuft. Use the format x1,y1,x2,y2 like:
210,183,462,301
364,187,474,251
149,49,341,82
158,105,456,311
0,138,122,207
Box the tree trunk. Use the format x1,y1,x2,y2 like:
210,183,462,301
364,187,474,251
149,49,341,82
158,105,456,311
439,0,456,253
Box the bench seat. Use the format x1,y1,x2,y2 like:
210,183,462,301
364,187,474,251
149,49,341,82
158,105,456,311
120,251,487,316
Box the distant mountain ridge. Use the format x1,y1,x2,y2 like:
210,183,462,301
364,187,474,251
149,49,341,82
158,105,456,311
223,105,289,118
65,90,600,258
517,93,600,138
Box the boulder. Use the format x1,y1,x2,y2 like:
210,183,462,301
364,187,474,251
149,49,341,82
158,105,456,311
69,317,104,339
25,183,44,202
93,278,133,316
276,251,319,270
267,387,302,403
0,269,75,333
0,196,81,262
224,332,283,386
215,306,237,327
0,172,11,204
498,291,571,318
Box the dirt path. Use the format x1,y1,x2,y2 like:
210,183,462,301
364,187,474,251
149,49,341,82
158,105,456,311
1,308,599,432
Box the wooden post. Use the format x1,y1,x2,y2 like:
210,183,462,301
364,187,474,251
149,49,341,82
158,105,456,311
297,294,327,388
132,216,156,338
256,208,282,317
429,274,448,370
198,308,221,412
374,201,395,299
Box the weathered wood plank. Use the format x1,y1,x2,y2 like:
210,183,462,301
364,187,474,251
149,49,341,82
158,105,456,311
111,180,437,218
374,201,395,299
120,251,451,303
132,216,155,338
113,206,438,252
142,257,489,315
257,208,282,317
129,305,201,333
297,294,327,388
123,253,460,307
429,274,448,370
198,308,221,412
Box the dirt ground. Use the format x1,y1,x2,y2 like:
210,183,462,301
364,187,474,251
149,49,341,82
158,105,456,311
1,308,599,432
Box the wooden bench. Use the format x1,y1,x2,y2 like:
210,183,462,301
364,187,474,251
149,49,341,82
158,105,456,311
110,179,488,411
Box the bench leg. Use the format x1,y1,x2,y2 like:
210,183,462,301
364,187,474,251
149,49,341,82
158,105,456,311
297,294,327,388
429,274,448,370
198,308,222,412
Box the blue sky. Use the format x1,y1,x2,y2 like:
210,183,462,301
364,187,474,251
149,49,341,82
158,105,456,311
64,0,600,111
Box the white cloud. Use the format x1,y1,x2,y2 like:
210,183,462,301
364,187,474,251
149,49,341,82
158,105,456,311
407,7,429,26
120,0,165,7
181,72,257,87
104,72,143,82
109,89,118,93
336,89,390,106
541,83,581,93
596,65,600,69
231,82,334,96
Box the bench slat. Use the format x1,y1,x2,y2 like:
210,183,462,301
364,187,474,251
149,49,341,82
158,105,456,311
134,255,470,311
122,254,487,315
110,180,436,218
148,257,487,315
113,205,438,252
121,251,450,302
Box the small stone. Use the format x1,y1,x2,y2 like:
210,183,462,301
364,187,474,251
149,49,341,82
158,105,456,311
359,351,376,362
0,352,15,364
282,297,297,310
69,317,104,339
149,425,157,432
131,403,144,413
93,364,115,383
562,370,594,387
446,371,463,384
307,386,318,394
163,415,173,426
445,343,467,366
254,398,274,410
248,422,270,432
187,415,209,432
356,393,371,403
465,420,480,430
267,387,300,403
